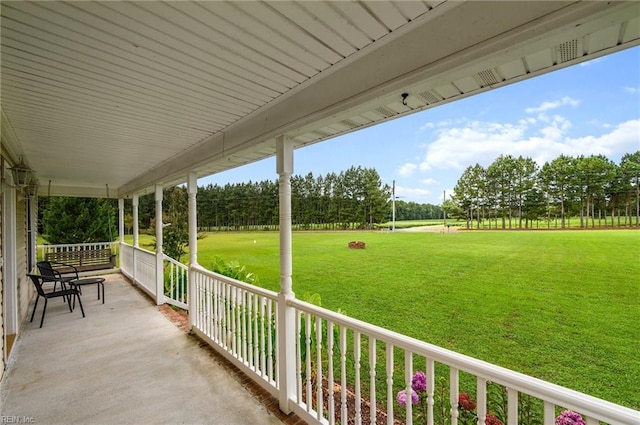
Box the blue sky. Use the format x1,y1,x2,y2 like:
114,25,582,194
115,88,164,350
200,46,640,205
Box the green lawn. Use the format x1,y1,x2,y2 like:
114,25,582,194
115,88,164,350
130,229,640,409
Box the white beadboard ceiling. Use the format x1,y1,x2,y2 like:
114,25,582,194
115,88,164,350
1,1,638,197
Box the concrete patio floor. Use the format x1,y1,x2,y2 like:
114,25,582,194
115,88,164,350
0,274,292,425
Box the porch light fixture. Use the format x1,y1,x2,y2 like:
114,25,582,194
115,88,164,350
26,182,39,198
9,157,32,188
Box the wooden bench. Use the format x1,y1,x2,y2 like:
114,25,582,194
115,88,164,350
45,248,116,273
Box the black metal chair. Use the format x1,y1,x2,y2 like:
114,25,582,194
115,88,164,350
27,274,85,328
36,260,79,293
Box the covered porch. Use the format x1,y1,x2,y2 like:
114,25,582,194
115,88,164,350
1,1,639,424
1,273,289,424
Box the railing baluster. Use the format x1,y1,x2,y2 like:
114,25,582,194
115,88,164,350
477,377,487,425
316,315,323,421
205,276,211,337
427,358,435,425
253,294,259,371
585,417,599,425
213,278,219,343
328,321,335,425
354,331,362,425
369,337,377,425
247,292,253,366
507,388,518,425
242,290,248,362
340,326,348,425
405,351,413,425
386,344,394,425
543,401,555,425
235,288,242,359
295,309,302,404
227,283,233,352
267,300,273,382
305,312,312,413
260,297,266,378
450,367,459,425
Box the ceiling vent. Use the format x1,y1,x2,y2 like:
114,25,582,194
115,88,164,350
313,129,330,138
477,69,500,86
556,39,579,63
374,106,396,118
340,119,360,129
418,90,441,104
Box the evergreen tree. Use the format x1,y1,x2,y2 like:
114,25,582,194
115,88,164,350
43,197,116,244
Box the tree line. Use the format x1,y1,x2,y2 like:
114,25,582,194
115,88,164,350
449,151,640,229
136,166,442,232
194,166,441,231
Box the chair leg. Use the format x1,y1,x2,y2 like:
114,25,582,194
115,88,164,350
30,296,40,323
66,294,74,313
75,293,85,318
40,298,48,328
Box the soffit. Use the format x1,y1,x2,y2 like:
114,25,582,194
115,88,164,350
0,1,638,197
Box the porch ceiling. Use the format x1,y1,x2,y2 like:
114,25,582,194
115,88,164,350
1,1,638,198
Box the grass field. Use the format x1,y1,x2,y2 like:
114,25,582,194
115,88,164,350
131,229,639,409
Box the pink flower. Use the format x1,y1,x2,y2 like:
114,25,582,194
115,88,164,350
412,371,427,393
458,392,477,411
396,389,419,406
555,410,586,425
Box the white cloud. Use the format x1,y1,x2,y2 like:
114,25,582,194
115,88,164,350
420,178,438,185
395,185,431,201
418,122,435,131
623,86,638,94
579,57,603,67
419,120,528,171
417,117,640,172
398,162,417,177
418,119,456,132
525,96,579,114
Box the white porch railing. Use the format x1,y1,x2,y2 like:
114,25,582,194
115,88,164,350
185,262,638,425
191,264,279,397
120,243,134,276
120,243,157,299
119,243,188,309
37,241,116,259
133,247,156,298
164,255,188,309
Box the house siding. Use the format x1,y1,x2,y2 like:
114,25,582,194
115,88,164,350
16,197,31,322
1,189,4,379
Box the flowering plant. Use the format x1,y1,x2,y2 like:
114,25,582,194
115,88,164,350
555,410,586,425
396,371,429,423
397,372,506,425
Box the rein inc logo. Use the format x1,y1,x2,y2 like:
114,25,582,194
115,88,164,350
1,417,34,424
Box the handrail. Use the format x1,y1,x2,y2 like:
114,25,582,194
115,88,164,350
288,298,639,425
191,263,278,301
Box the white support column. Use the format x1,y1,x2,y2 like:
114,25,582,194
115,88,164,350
132,194,139,284
276,135,295,413
118,198,124,243
187,172,198,330
155,185,164,305
132,194,139,248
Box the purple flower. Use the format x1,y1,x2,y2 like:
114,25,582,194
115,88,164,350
412,371,427,393
396,389,419,406
555,410,586,425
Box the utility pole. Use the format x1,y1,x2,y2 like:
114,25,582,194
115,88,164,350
443,190,447,228
392,180,396,232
